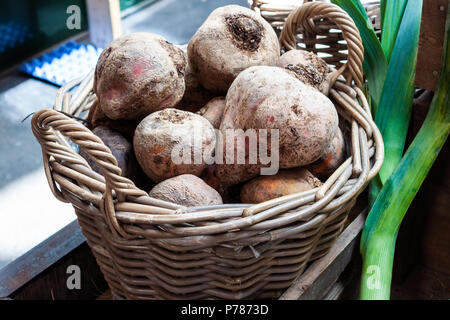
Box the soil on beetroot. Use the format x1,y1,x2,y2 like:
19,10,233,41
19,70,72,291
225,14,264,52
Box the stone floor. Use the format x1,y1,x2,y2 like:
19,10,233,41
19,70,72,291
0,0,248,270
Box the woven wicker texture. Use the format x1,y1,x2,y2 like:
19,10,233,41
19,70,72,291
32,2,384,300
252,0,381,69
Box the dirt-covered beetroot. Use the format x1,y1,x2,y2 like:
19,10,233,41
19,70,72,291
133,108,216,182
277,49,331,95
240,168,322,203
200,165,243,203
201,165,221,191
176,62,215,113
197,97,226,129
94,33,186,120
216,66,339,185
307,127,346,180
149,174,223,207
187,5,280,92
80,126,141,181
86,101,139,140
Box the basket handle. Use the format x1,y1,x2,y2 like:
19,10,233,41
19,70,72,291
279,2,364,88
31,108,147,238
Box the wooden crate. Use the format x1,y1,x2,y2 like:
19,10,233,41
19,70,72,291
415,0,448,91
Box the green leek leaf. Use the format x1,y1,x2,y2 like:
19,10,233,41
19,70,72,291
380,0,386,29
375,0,423,184
353,0,369,17
360,8,450,299
381,0,408,62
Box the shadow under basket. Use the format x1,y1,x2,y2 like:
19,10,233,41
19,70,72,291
31,2,384,300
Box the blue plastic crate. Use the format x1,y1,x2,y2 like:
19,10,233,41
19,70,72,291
20,41,103,87
0,22,34,54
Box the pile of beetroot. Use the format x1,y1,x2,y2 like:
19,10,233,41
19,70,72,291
84,5,347,207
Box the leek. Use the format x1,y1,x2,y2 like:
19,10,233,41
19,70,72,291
380,0,386,29
360,10,450,299
381,0,408,62
332,0,423,198
375,0,423,184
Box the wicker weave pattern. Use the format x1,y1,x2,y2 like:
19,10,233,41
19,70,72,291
252,0,381,70
31,2,384,300
279,2,365,88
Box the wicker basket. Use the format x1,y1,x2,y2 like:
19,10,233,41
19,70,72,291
251,0,381,69
31,2,384,300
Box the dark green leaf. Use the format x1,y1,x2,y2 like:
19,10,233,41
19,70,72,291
360,7,450,299
381,0,408,62
375,0,423,184
380,0,386,29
